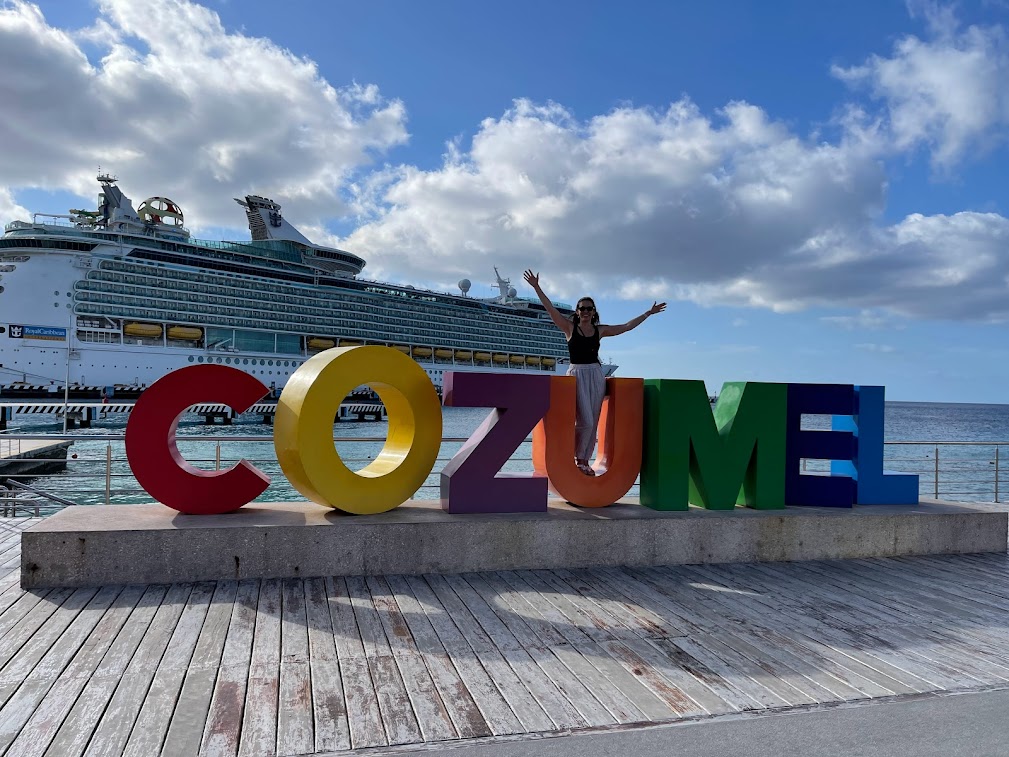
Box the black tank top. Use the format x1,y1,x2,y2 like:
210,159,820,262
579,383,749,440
568,324,600,364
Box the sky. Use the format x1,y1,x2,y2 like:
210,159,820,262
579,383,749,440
2,0,1009,402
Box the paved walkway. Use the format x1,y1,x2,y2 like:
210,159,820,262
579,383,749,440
2,516,1009,755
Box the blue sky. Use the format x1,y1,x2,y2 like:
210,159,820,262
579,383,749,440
3,0,1009,402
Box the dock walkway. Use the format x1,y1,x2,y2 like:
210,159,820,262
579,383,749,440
1,516,1009,755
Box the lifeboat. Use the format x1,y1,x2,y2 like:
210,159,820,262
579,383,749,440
412,347,433,358
124,323,162,338
492,354,508,364
167,326,203,341
435,349,454,360
474,352,491,362
391,344,411,354
340,340,362,347
543,357,556,367
308,337,335,350
455,350,472,360
525,356,541,366
509,355,524,365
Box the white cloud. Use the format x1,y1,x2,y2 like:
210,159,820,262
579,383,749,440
820,310,901,330
0,188,29,226
833,7,1009,169
0,0,407,229
855,343,897,353
341,98,889,299
4,0,1009,326
341,94,1009,322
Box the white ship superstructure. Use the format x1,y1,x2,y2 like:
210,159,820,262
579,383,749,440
0,176,614,397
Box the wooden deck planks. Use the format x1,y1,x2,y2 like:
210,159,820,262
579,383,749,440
1,516,1009,755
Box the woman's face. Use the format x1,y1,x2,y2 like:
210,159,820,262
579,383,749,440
576,299,596,322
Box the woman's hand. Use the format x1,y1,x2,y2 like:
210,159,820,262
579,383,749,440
523,269,541,290
648,301,667,316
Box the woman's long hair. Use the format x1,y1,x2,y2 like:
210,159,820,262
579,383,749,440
570,297,600,326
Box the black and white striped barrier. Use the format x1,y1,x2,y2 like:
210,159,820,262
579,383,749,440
0,401,387,429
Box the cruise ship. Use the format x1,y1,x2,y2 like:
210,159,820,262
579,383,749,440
0,175,614,398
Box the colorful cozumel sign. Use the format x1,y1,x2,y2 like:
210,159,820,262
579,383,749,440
124,345,919,515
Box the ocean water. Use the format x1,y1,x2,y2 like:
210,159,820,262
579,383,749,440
7,401,1009,507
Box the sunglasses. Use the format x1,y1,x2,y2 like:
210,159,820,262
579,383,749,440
578,306,595,312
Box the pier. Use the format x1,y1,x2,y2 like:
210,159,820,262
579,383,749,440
0,437,72,477
1,510,1009,755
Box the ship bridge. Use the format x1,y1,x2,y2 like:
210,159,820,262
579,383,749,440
236,195,365,276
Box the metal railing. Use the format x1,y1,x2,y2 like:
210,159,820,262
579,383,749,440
2,436,1009,516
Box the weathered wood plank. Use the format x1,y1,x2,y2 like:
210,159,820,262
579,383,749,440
201,579,261,757
42,584,169,757
548,643,652,723
367,577,455,743
161,580,239,757
303,576,350,754
385,575,490,740
341,656,387,749
238,578,281,757
0,589,70,666
554,567,680,639
0,587,98,704
277,579,314,757
600,638,730,717
404,575,523,736
327,576,364,660
482,572,569,649
1,585,139,757
346,576,392,657
496,571,594,647
79,583,194,757
460,573,551,650
121,581,217,756
498,645,588,731
331,578,385,749
423,575,496,653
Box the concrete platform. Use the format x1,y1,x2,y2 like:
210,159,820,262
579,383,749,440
20,498,1008,588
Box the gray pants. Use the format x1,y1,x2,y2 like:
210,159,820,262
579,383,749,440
567,363,606,461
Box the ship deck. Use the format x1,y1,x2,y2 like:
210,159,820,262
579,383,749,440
2,515,1009,755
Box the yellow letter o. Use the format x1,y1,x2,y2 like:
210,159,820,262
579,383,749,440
274,346,442,514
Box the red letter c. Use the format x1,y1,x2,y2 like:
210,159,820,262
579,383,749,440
125,364,270,514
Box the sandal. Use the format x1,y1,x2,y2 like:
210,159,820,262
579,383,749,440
575,460,596,476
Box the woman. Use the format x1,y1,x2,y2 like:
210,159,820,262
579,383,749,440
523,270,666,475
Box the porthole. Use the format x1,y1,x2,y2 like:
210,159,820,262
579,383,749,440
243,359,249,365
198,357,204,363
226,358,232,364
53,290,59,295
188,356,195,363
268,360,274,366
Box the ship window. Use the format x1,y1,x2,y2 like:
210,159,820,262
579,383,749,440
198,357,204,363
188,357,194,363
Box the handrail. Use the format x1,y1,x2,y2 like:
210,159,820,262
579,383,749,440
2,435,1009,514
5,480,79,508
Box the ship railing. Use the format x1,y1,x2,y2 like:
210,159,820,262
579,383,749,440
2,436,1009,516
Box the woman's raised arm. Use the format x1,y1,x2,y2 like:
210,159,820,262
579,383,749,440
523,270,573,337
600,301,666,337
